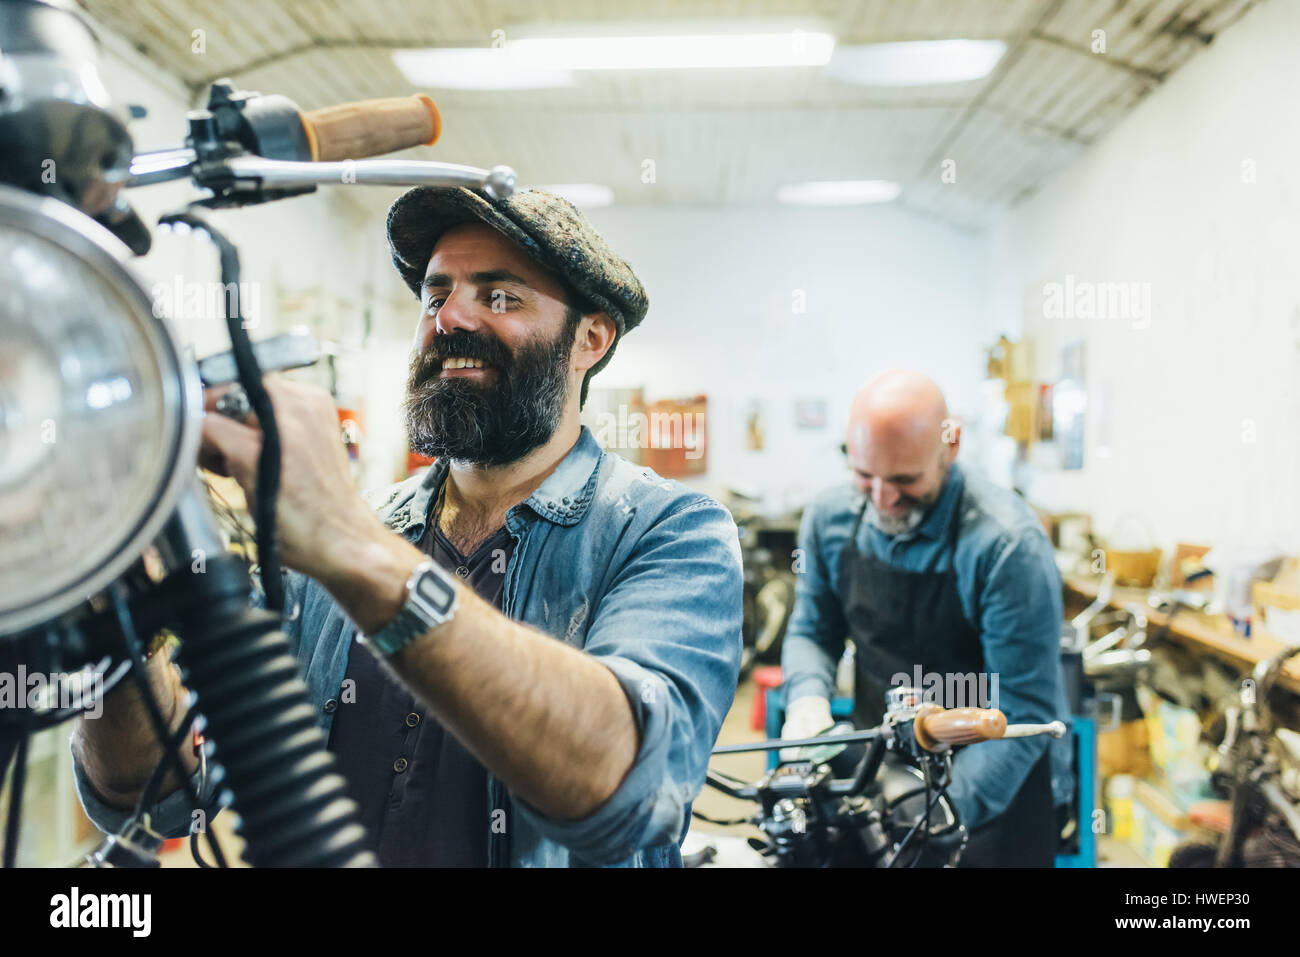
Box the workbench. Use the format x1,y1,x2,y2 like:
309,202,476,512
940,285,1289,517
1063,574,1300,695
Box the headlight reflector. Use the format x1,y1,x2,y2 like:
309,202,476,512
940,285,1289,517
0,184,199,636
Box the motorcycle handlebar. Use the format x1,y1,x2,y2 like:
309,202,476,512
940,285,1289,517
300,94,442,161
709,708,1067,758
127,88,515,199
701,707,1067,822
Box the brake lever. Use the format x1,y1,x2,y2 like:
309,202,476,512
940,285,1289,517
222,156,516,197
129,150,517,200
197,329,322,387
704,768,759,801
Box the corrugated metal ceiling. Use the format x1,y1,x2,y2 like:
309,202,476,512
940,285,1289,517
76,0,1258,229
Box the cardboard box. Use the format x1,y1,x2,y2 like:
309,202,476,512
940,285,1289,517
1254,559,1300,646
1098,718,1153,777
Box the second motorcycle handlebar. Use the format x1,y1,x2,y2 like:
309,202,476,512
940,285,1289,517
710,705,1067,757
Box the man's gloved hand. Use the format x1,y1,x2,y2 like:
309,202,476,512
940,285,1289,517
779,695,834,762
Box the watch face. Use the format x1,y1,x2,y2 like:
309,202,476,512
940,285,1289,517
413,566,457,617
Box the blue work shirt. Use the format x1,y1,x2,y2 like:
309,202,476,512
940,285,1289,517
781,461,1074,828
72,426,744,867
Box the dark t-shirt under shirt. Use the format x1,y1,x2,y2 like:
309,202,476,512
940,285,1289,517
327,522,513,866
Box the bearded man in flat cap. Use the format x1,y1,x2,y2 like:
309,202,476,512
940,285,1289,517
71,187,743,868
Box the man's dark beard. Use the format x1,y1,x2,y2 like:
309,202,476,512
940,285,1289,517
403,323,577,467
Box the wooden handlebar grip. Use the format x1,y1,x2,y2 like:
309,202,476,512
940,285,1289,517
912,705,1007,751
300,94,442,162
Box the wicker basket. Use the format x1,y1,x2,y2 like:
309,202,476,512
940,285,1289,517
1105,548,1163,588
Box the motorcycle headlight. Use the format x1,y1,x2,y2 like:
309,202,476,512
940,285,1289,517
0,184,201,636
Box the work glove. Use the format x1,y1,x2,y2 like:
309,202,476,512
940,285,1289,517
779,695,834,762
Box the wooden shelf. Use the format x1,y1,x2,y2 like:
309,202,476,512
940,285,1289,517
1065,574,1300,694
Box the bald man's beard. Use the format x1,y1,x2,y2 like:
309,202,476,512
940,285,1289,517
403,324,576,467
866,460,951,536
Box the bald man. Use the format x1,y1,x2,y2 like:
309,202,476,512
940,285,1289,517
780,370,1073,867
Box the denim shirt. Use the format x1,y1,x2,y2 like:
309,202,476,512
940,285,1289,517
780,462,1075,828
72,426,744,867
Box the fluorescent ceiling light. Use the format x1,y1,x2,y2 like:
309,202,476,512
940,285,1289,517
509,32,835,70
777,180,901,206
394,30,834,87
826,40,1005,86
538,183,614,208
392,48,573,90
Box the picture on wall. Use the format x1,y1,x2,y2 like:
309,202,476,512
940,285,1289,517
794,399,827,431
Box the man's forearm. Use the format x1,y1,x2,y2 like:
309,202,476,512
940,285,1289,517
316,523,640,821
780,632,838,703
71,651,198,809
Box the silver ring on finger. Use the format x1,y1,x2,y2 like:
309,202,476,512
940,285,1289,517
215,384,253,424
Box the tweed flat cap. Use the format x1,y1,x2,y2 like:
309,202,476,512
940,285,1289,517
386,186,648,378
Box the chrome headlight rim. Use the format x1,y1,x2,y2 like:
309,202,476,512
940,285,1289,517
0,182,202,637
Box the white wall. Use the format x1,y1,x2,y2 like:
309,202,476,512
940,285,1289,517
94,26,413,489
582,204,996,510
988,0,1300,553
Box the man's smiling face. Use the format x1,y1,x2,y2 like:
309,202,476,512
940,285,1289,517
414,222,578,380
843,371,958,535
403,222,583,466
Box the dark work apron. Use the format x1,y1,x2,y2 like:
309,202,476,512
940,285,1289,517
837,492,1055,867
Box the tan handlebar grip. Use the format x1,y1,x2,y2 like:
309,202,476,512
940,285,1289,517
912,705,1007,751
300,94,442,162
